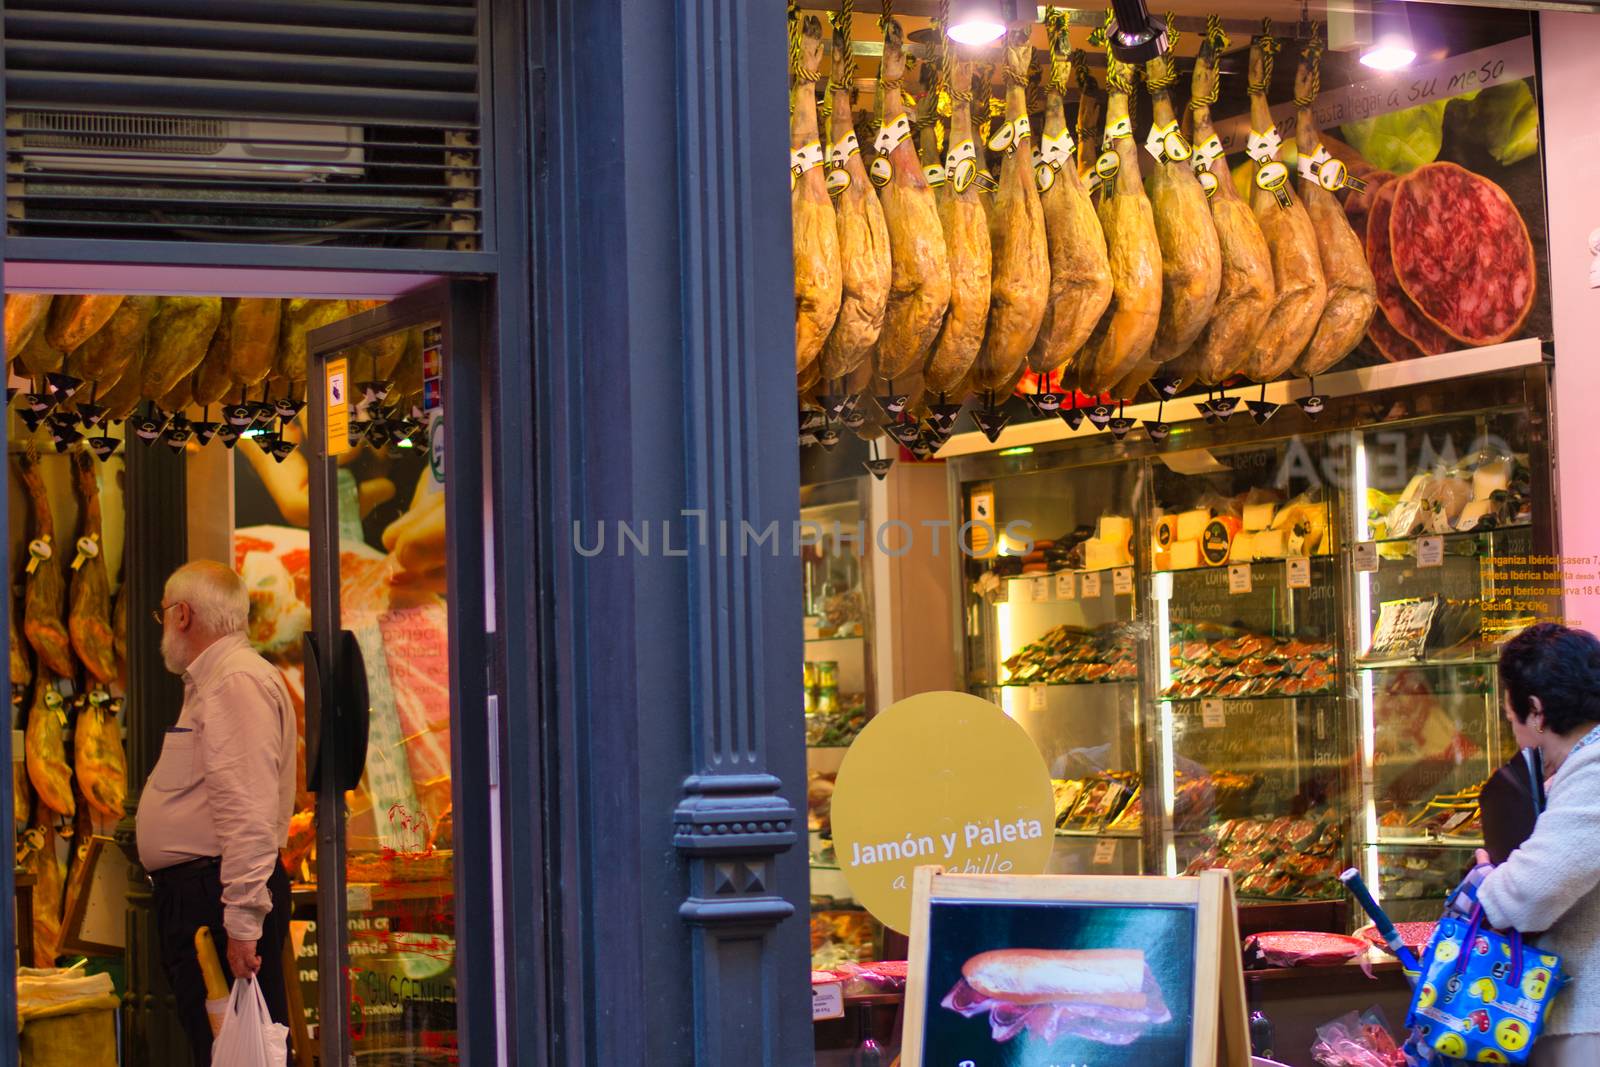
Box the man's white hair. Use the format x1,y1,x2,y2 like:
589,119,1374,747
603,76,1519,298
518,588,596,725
164,559,249,636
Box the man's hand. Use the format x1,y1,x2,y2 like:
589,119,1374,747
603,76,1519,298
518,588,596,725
227,936,262,980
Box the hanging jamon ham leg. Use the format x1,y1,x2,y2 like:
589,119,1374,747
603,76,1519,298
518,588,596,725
17,455,75,678
791,12,843,386
924,51,992,396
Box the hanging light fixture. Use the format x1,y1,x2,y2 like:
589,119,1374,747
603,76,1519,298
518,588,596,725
1107,0,1169,63
946,0,1007,46
1361,1,1416,71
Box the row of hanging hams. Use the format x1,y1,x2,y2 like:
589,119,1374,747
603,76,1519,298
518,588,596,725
3,295,427,458
793,9,1377,455
12,449,129,965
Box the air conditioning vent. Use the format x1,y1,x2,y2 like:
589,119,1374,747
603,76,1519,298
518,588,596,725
21,112,228,156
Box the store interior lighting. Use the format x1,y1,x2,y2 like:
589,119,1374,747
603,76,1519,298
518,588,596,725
1361,1,1417,71
945,0,1006,45
1107,0,1170,64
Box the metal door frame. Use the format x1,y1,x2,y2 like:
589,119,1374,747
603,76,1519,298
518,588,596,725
305,279,498,1065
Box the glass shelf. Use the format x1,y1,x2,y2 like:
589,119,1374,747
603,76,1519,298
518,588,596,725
1373,835,1485,849
1150,555,1336,579
1355,652,1502,670
1364,523,1532,548
995,678,1139,689
1055,828,1141,840
1005,565,1128,580
805,634,864,644
1160,691,1338,703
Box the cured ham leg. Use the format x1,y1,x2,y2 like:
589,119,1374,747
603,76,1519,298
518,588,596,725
46,296,124,353
873,16,950,380
924,57,992,394
5,295,52,366
969,24,1048,393
75,697,127,822
26,678,74,819
22,819,65,967
1293,28,1376,376
817,13,890,384
70,451,118,684
1243,25,1325,381
1077,55,1162,396
1027,30,1111,382
1173,21,1275,387
791,14,842,381
1140,25,1221,384
18,455,75,678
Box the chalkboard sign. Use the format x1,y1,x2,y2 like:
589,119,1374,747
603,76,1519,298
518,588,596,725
902,869,1250,1067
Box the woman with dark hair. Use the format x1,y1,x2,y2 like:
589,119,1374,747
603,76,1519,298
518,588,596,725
1462,623,1600,1065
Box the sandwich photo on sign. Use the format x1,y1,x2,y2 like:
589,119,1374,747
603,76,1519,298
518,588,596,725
922,899,1195,1063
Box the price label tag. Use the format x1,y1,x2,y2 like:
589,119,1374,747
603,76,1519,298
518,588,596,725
1056,571,1076,599
1030,577,1050,603
347,884,373,912
1092,839,1117,865
1029,684,1048,711
1354,542,1380,573
1228,564,1253,595
1202,698,1226,728
1080,571,1102,599
1113,567,1134,596
812,982,845,1021
1287,556,1312,589
1417,536,1444,569
991,578,1009,604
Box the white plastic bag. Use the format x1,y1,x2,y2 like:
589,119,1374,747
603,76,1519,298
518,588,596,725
210,977,289,1067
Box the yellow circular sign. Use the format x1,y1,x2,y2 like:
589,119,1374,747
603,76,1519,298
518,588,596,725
829,691,1055,933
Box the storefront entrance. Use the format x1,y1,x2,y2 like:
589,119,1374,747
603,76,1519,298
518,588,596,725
3,272,499,1067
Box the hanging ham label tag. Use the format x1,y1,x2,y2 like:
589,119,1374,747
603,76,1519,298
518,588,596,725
1033,155,1055,192
829,132,860,167
70,535,99,571
1197,170,1220,199
1246,127,1282,163
826,168,851,197
790,139,825,178
26,537,52,574
1039,129,1073,168
1105,115,1133,141
869,156,893,187
1144,120,1187,162
1255,160,1293,208
1094,150,1120,182
1302,145,1367,193
972,168,999,192
1191,133,1224,171
923,163,947,187
875,115,912,156
987,120,1015,153
44,688,65,726
946,138,978,192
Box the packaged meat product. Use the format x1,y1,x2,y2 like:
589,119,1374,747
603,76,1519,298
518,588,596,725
1026,29,1111,382
1172,20,1273,388
1292,30,1376,377
1140,20,1221,382
789,13,842,383
873,17,950,381
1243,25,1326,382
1076,53,1161,395
816,14,891,385
141,296,222,401
17,456,75,678
1389,161,1535,347
969,23,1049,395
45,296,124,354
942,949,1172,1046
1244,931,1366,968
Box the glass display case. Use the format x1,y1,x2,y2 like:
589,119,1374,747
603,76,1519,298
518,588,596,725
1147,440,1349,904
1348,408,1552,921
802,480,882,969
957,459,1150,877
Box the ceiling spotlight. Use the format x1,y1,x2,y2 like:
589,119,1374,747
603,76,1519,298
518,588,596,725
1107,0,1169,64
946,0,1007,45
1361,2,1416,70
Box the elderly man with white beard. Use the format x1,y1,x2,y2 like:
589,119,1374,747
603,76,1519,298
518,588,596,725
137,559,297,1064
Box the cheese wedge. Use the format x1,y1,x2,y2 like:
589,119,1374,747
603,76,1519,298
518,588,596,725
1400,474,1431,503
1243,502,1277,532
1098,515,1134,547
1457,498,1497,532
1229,531,1256,563
1473,460,1510,501
1176,508,1211,543
1084,538,1123,571
1254,528,1288,559
1170,539,1201,570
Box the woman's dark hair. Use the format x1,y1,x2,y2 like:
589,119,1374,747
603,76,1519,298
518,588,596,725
1499,622,1600,735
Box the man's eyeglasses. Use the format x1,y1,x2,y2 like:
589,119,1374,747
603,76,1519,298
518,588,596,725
152,603,182,625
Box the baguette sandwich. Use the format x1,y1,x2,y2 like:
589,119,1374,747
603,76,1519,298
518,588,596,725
941,947,1172,1045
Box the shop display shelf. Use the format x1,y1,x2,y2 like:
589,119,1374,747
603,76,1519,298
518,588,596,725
1363,523,1532,549
1054,828,1141,840
1355,651,1503,670
1150,554,1337,580
995,678,1138,689
805,634,864,645
1372,834,1486,849
1004,565,1128,581
1160,691,1337,703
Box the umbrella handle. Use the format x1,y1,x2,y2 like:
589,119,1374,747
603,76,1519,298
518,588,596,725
1340,867,1422,975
